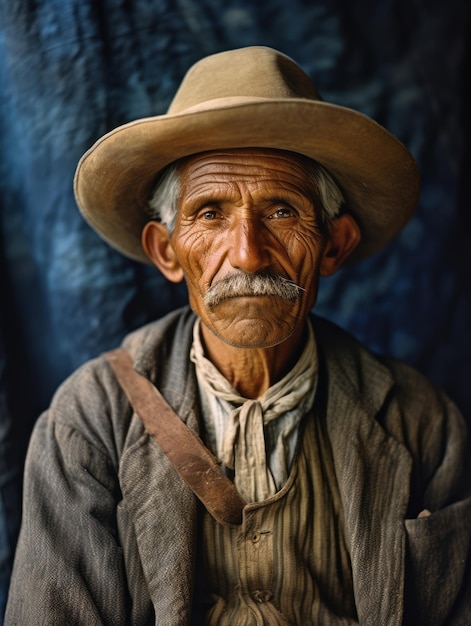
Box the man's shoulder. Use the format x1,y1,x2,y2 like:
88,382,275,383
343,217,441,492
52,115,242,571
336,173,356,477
121,306,195,356
41,307,196,452
311,316,468,493
311,314,461,422
313,314,427,381
58,306,194,389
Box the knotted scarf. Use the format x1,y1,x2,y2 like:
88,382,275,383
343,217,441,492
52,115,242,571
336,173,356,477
191,320,317,502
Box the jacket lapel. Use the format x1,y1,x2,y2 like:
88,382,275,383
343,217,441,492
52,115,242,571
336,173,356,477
118,327,202,624
317,320,412,625
119,425,198,623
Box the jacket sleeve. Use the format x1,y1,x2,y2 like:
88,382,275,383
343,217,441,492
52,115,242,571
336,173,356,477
5,367,131,625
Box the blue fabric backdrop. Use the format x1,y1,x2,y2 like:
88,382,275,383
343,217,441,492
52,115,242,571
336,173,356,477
0,0,470,619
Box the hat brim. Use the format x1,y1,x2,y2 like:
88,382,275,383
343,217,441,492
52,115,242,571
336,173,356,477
74,97,420,264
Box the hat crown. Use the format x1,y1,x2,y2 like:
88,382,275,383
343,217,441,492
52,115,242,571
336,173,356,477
168,46,321,114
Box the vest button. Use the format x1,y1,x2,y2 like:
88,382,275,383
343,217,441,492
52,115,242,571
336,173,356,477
253,589,272,603
250,531,260,543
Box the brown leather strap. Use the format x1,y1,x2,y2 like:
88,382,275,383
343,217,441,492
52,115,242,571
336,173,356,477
104,348,245,527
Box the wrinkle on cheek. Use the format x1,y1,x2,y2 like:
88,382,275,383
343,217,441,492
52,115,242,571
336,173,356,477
292,224,325,245
173,228,223,288
283,230,323,265
174,228,214,260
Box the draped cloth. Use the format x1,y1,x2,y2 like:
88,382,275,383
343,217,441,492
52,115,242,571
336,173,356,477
190,320,318,502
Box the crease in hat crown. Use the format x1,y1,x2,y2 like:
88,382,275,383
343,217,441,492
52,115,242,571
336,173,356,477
167,46,322,115
74,45,420,265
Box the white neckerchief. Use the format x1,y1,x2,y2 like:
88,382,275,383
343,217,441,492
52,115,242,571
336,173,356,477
190,320,318,502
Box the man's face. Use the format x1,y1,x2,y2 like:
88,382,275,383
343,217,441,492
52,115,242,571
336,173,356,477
168,149,329,349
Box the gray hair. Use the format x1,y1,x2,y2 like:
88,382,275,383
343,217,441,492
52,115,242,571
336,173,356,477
147,153,345,233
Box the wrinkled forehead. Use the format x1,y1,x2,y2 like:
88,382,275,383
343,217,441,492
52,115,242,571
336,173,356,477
177,147,320,197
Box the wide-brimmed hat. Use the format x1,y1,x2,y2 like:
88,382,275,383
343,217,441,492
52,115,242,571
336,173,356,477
74,46,419,264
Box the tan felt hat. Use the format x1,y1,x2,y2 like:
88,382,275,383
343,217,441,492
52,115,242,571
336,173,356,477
74,46,420,264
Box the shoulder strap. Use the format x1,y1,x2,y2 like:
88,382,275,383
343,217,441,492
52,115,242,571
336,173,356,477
104,348,245,527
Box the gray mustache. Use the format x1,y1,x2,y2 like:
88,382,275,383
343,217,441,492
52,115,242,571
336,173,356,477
203,273,305,308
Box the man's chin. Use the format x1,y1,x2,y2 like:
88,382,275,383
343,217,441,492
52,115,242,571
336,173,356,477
204,314,298,350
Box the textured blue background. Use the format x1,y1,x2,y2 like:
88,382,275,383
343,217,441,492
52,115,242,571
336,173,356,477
0,0,470,618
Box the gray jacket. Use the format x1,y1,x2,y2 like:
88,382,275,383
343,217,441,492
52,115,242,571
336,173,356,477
6,308,471,625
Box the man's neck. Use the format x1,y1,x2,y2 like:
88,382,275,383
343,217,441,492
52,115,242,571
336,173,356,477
199,322,307,399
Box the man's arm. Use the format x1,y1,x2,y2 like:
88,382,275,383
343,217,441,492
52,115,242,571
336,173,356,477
5,370,130,625
392,365,471,625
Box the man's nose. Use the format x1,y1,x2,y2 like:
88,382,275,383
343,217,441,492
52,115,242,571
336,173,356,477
227,218,271,273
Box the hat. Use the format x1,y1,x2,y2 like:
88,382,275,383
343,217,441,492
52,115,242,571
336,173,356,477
74,46,419,264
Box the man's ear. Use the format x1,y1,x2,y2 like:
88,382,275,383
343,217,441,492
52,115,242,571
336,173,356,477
319,214,362,276
141,221,184,283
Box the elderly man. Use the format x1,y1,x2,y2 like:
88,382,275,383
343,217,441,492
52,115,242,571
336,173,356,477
6,47,471,625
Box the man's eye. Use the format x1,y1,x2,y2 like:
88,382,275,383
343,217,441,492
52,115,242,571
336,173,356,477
199,210,218,220
269,207,294,219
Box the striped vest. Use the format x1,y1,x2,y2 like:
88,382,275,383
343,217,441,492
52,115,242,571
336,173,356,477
192,409,359,624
